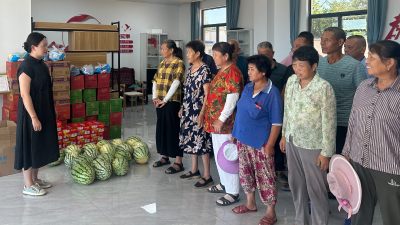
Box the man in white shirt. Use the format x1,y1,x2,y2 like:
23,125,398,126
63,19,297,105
344,35,373,78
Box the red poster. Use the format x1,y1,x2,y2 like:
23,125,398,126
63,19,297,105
120,45,133,48
120,34,130,39
120,40,133,44
120,49,133,53
385,14,400,41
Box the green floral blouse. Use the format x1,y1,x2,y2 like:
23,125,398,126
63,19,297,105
282,72,337,157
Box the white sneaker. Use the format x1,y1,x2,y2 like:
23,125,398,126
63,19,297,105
34,179,52,189
23,184,47,196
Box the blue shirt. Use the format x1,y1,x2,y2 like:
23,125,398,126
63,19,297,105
202,54,218,75
362,57,374,78
232,80,283,149
236,56,249,85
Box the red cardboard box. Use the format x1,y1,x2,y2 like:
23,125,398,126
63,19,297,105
71,75,85,90
97,87,110,101
61,120,68,125
55,105,71,120
110,112,122,127
103,127,110,140
6,61,21,79
85,116,97,121
85,74,98,89
56,120,62,131
58,139,63,149
63,140,72,148
71,103,86,118
58,131,63,140
85,121,105,134
2,107,17,124
63,125,78,139
3,94,19,111
97,73,110,88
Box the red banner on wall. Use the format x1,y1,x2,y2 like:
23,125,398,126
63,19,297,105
120,49,133,53
120,45,133,48
120,40,133,44
120,34,130,39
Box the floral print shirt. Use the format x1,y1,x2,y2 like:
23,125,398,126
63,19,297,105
282,72,337,157
204,63,244,134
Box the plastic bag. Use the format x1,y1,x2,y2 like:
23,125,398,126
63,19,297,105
70,65,80,76
42,54,49,61
94,63,111,74
49,46,66,61
80,64,94,75
8,51,27,62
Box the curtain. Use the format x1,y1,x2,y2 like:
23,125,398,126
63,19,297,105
227,0,240,30
367,0,388,44
191,2,200,40
290,0,299,46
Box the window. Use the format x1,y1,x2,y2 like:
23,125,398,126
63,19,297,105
309,0,367,55
202,7,227,55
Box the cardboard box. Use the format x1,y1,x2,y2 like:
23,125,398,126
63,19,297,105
110,92,119,98
86,101,99,116
7,78,19,95
85,121,105,134
6,61,21,79
0,146,21,177
70,90,83,104
72,103,86,118
52,61,70,77
110,98,123,113
110,112,122,127
109,125,121,140
71,75,85,90
103,127,110,140
97,87,110,101
61,120,68,125
97,73,110,88
53,91,70,106
56,105,70,120
85,74,98,89
2,108,17,124
85,116,97,121
99,101,110,114
83,89,96,102
63,125,78,139
97,114,110,127
3,94,19,111
57,120,62,132
44,61,52,76
71,117,85,123
53,76,70,91
0,120,17,147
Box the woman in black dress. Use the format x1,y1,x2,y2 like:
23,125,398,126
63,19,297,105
14,32,59,196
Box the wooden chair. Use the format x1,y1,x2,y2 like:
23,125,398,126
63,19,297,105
123,81,145,112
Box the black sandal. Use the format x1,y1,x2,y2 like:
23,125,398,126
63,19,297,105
153,157,171,168
194,177,214,189
165,163,184,174
216,194,240,206
207,183,226,193
180,170,201,180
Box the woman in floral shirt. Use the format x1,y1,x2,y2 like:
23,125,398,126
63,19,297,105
204,42,244,206
279,46,336,225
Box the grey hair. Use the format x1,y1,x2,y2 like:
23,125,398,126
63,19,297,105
257,41,273,51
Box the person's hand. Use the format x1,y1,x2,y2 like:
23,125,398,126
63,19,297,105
32,118,42,132
178,109,182,118
279,137,286,153
230,136,237,144
153,98,160,108
261,145,275,159
196,113,205,127
213,119,223,134
343,155,351,162
158,100,166,108
317,154,330,171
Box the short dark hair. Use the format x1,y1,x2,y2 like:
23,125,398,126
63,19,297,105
297,31,314,47
212,42,235,61
324,27,346,45
347,35,366,47
246,54,272,78
23,32,46,53
162,39,183,60
186,40,205,58
369,40,400,72
292,46,319,68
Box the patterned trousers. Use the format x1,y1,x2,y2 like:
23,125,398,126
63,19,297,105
238,141,277,206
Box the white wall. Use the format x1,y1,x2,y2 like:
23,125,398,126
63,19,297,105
178,3,191,69
31,0,181,81
383,0,400,43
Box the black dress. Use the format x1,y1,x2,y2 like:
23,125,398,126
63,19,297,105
14,55,59,170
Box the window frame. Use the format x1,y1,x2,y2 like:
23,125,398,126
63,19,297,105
201,6,227,42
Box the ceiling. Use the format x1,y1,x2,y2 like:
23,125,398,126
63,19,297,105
116,0,202,6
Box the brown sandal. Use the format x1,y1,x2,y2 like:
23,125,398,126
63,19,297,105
232,204,257,214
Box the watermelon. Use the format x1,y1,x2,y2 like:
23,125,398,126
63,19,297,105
71,162,96,185
133,146,150,164
65,153,78,169
65,145,81,155
84,147,100,160
97,140,109,150
116,143,133,155
99,143,116,157
92,158,112,180
115,149,132,163
82,143,97,153
126,136,141,147
111,139,124,147
132,141,148,151
48,150,65,166
73,154,92,168
112,157,129,176
97,153,114,164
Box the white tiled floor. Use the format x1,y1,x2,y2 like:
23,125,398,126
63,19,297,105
0,104,384,225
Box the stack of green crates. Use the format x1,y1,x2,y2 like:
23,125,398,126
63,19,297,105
98,101,110,126
84,88,99,118
110,98,122,139
70,90,85,123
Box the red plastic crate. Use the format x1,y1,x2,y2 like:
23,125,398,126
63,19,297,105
110,112,122,127
71,103,86,118
85,74,98,89
97,73,110,88
71,75,85,90
97,87,110,101
85,116,97,121
56,105,71,120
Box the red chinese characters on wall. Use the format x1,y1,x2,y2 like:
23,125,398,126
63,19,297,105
120,24,133,53
385,14,400,41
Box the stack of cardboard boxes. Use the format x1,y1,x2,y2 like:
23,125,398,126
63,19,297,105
52,61,71,125
0,120,19,177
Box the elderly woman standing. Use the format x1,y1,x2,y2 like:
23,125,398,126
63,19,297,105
342,40,400,225
204,42,244,206
231,54,283,225
152,40,186,174
279,46,336,225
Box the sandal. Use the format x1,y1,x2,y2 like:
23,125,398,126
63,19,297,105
216,194,240,206
259,216,277,225
207,184,225,193
180,170,201,180
194,177,214,189
153,157,170,168
165,163,184,174
232,204,257,214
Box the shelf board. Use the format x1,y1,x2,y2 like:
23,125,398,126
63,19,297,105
65,50,119,53
0,91,11,95
33,22,118,32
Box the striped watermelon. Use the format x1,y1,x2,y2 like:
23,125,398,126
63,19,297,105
132,141,148,151
92,158,112,180
65,145,81,155
48,150,65,166
112,157,129,176
111,139,124,147
73,154,92,168
99,143,116,157
116,143,133,155
82,143,97,152
97,153,114,164
84,147,100,160
71,162,96,185
115,149,132,163
65,153,78,169
133,146,150,164
126,136,141,147
97,140,109,150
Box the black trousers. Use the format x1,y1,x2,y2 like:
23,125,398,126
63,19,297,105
274,133,285,171
336,126,348,154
